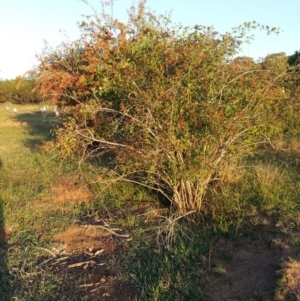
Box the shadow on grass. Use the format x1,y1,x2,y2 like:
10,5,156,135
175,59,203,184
118,220,211,301
12,111,61,150
0,193,11,300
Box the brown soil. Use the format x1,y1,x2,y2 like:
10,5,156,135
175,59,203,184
52,225,117,254
50,222,136,301
35,175,138,300
204,217,300,301
42,176,92,206
206,240,281,300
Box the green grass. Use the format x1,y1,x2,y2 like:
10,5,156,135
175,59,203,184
0,103,86,300
115,140,300,300
2,103,300,300
115,220,210,300
0,105,77,235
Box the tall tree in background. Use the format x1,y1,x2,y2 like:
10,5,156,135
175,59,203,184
288,50,300,66
0,77,42,104
0,80,13,103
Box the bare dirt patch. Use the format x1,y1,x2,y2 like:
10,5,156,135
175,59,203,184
205,221,300,301
42,176,93,206
206,240,281,301
50,219,136,300
52,225,117,254
32,174,138,299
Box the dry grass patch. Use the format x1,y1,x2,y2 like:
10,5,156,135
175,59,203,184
0,120,29,127
275,258,300,301
270,136,300,154
218,164,245,187
254,163,287,186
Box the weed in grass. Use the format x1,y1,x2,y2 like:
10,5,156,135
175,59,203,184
289,234,300,246
212,264,227,275
115,216,211,301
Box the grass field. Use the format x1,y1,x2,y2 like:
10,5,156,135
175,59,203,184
1,103,300,300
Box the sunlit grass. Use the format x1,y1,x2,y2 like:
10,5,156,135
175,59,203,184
2,103,300,300
0,103,75,233
0,103,86,300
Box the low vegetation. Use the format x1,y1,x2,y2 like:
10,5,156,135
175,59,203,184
1,0,300,300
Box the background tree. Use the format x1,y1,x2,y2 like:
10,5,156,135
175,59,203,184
288,50,300,66
231,56,256,72
261,52,288,75
0,80,13,103
0,77,42,104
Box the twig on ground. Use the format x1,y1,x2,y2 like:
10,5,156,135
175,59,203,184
34,257,57,269
83,224,130,238
68,260,96,268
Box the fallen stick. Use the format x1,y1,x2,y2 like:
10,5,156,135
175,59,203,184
94,249,104,256
79,283,94,288
54,256,69,262
83,225,130,238
68,260,96,268
34,257,57,269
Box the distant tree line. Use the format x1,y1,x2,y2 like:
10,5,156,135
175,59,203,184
0,77,43,104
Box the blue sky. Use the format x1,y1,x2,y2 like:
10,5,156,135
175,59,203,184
0,0,299,79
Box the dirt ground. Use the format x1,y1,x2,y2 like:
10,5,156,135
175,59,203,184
41,176,93,206
204,214,300,301
49,201,300,301
50,223,136,301
45,177,138,300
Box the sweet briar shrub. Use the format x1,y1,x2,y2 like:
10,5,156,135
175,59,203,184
35,1,300,213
